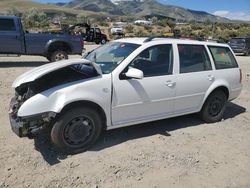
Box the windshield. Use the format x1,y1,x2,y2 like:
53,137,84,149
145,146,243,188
84,42,140,74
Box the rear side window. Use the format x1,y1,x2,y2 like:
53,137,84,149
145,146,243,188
178,44,212,73
208,46,238,69
0,19,16,31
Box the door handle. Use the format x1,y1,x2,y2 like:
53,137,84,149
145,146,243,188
207,75,215,81
165,80,176,87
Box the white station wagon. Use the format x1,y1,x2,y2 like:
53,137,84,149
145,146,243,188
9,37,242,154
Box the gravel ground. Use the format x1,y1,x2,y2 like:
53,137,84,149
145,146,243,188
0,48,249,188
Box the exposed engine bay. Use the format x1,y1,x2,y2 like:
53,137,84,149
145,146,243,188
9,63,99,138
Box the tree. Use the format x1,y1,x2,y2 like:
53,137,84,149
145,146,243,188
204,18,211,26
77,14,89,24
22,9,49,30
167,19,176,30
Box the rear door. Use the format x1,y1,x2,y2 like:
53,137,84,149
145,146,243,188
0,18,22,54
174,44,214,114
208,45,242,100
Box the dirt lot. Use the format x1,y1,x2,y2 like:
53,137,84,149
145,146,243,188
0,49,250,188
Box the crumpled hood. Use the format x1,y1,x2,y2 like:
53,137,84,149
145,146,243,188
12,59,102,88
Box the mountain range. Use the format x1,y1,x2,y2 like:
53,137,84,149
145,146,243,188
60,0,229,22
0,0,230,23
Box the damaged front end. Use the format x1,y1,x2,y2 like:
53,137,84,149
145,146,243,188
9,82,58,138
9,60,101,138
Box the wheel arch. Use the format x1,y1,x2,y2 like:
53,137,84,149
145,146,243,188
45,40,73,56
59,100,107,129
201,84,229,110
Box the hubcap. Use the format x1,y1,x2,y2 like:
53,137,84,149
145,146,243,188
55,53,66,61
63,116,93,146
208,97,223,117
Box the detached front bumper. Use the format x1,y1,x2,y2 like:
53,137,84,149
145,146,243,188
9,113,28,137
9,111,56,138
9,97,56,138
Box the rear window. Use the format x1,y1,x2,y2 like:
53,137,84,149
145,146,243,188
208,46,238,69
0,18,16,31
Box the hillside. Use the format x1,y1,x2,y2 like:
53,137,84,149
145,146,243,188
0,0,230,23
0,0,105,17
66,0,124,15
64,0,229,22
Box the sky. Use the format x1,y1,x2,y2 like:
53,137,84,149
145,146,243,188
33,0,250,21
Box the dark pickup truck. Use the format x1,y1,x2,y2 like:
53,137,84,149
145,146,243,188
228,37,250,56
0,16,83,62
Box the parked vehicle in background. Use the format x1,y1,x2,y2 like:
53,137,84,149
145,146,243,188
9,37,242,154
228,37,250,56
134,20,152,26
111,26,124,36
87,27,108,44
68,23,108,44
0,16,83,62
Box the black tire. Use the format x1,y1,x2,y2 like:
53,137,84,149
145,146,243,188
46,56,52,62
199,90,227,123
100,38,107,44
94,40,100,44
51,107,103,154
49,50,68,62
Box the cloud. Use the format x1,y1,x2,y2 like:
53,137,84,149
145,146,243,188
213,10,250,21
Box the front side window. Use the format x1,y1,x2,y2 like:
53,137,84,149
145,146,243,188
178,44,212,73
84,42,140,74
208,46,238,69
128,44,173,77
0,19,16,31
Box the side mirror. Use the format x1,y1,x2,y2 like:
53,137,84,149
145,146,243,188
125,68,144,79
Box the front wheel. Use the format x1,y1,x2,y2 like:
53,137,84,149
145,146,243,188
51,107,103,154
199,90,227,123
49,50,68,62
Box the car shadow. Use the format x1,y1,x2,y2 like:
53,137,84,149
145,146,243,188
34,102,246,165
0,61,48,68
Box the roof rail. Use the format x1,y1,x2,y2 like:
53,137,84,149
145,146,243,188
143,36,177,43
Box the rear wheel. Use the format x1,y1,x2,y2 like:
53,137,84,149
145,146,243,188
199,90,227,123
49,50,68,62
51,107,102,154
100,38,107,44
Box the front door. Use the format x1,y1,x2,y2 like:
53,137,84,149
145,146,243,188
94,28,102,40
112,44,176,126
0,18,22,54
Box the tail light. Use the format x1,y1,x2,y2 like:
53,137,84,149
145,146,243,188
80,39,84,47
240,69,242,83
